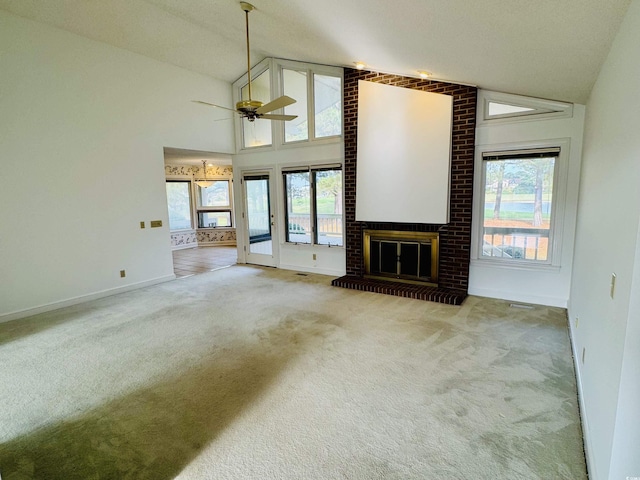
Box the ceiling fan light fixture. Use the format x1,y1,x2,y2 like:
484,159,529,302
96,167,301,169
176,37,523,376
192,1,297,123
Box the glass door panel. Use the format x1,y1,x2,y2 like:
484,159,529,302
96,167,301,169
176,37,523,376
243,173,276,266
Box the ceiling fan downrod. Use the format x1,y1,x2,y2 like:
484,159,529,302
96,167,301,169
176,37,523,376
240,2,254,102
236,2,263,119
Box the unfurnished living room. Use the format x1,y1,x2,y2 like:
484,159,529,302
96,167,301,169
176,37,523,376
1,1,639,479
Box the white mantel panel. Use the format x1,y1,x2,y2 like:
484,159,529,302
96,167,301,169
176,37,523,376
355,81,453,224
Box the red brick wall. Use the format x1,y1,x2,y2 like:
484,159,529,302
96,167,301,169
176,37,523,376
343,69,477,292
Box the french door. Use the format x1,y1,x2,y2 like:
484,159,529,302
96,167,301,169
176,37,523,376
242,171,277,267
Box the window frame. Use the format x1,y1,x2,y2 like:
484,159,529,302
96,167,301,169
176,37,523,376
195,178,234,229
477,91,573,126
282,165,343,247
471,140,570,270
232,58,343,152
278,60,343,146
166,179,194,232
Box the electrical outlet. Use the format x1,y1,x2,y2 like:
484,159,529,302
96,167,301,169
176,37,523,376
312,253,317,260
582,347,586,364
140,221,145,229
120,270,126,278
610,273,616,299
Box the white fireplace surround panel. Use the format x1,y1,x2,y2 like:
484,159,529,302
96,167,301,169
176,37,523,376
356,80,453,224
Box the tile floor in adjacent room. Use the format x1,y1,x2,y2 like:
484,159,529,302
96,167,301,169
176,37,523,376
172,246,237,278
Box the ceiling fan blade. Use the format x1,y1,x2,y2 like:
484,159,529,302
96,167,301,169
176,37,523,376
192,100,238,113
255,95,296,115
259,114,298,121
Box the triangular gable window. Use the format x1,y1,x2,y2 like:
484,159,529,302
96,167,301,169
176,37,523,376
479,91,572,124
487,102,535,116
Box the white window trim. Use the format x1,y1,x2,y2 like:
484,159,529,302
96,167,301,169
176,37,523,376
232,58,343,153
194,177,235,229
233,57,274,153
277,59,343,146
470,138,571,271
478,90,573,126
280,162,344,248
166,176,195,232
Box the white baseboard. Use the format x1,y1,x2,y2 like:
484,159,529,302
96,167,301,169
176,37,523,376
0,274,176,324
467,286,567,308
197,241,237,246
567,311,598,480
279,263,344,278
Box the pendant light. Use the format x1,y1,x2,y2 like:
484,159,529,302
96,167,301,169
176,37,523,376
194,160,214,188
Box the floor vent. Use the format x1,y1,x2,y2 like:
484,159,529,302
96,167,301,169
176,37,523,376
296,273,308,276
510,303,534,309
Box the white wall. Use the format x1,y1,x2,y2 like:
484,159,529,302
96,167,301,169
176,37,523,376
469,94,585,307
568,1,640,479
233,143,345,276
0,11,234,321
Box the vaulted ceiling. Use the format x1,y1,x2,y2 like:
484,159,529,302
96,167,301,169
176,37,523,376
0,0,631,103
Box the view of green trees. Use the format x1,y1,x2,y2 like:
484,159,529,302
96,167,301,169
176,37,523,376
166,181,191,230
484,157,555,226
286,171,342,215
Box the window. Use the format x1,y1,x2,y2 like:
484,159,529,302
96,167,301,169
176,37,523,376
281,68,342,144
233,59,342,150
196,180,233,228
284,167,343,246
283,69,309,142
314,74,342,138
479,148,560,263
241,69,272,148
166,181,193,230
478,90,573,124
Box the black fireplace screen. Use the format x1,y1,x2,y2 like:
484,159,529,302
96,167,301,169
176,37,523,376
364,230,438,286
370,240,433,281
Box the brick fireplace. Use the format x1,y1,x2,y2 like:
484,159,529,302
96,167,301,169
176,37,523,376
331,69,477,305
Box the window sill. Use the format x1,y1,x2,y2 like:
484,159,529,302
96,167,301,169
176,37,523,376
470,258,561,273
283,242,344,249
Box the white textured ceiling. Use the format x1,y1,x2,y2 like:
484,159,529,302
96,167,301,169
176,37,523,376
0,0,631,103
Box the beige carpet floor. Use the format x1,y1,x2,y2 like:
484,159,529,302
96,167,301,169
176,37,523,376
0,265,586,479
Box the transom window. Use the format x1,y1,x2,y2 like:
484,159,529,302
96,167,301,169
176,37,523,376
479,148,560,263
283,166,343,246
233,58,343,151
282,67,342,144
241,69,272,148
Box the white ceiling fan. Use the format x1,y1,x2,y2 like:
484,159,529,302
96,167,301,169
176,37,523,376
194,2,297,122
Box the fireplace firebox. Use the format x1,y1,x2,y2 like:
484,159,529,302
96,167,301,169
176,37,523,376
363,230,439,286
